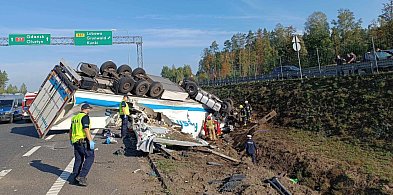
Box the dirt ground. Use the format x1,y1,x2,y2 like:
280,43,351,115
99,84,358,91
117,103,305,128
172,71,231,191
148,120,393,195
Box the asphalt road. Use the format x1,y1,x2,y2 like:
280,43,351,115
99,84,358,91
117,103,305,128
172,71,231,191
0,121,163,195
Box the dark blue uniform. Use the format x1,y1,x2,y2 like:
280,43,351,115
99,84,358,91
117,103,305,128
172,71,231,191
72,114,95,178
244,139,257,164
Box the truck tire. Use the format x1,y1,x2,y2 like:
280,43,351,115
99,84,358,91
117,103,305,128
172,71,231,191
80,63,99,77
116,76,135,94
148,82,164,98
220,101,232,115
223,98,234,107
132,80,150,96
184,81,198,97
132,68,146,77
100,61,117,74
117,64,132,76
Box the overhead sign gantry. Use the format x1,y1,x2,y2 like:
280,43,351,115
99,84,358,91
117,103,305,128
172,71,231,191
0,30,144,68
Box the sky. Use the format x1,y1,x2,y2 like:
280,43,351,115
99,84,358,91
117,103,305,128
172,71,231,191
0,0,386,91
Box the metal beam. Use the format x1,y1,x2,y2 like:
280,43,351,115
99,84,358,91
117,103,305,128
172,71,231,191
0,35,144,68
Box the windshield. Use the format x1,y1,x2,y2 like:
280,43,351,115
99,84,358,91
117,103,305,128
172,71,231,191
0,100,14,108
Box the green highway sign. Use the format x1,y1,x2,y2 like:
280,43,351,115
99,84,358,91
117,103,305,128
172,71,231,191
9,34,51,45
74,31,112,46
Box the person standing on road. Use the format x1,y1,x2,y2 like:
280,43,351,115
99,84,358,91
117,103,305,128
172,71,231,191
244,100,252,121
244,135,258,164
119,95,130,138
69,103,95,186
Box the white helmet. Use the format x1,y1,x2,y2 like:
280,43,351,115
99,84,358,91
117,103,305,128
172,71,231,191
247,134,252,139
245,100,248,104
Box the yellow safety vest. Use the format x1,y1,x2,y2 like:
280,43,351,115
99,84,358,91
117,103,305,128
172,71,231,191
119,100,130,115
71,113,89,143
206,119,214,129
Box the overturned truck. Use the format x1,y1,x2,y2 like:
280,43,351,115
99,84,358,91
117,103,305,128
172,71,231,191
29,60,233,152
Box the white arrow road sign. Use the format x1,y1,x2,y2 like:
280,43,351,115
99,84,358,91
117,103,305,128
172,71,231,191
292,35,300,43
293,42,301,51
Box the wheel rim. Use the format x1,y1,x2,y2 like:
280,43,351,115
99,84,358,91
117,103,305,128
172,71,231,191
123,83,131,90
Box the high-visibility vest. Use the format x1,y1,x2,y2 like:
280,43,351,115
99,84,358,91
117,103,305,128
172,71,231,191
71,113,89,143
119,100,130,115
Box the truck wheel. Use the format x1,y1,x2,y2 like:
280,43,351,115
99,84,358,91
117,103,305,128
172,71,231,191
117,64,132,76
223,98,234,107
185,81,198,97
100,61,117,75
117,76,135,94
132,80,150,96
220,101,232,115
80,63,99,77
148,82,164,98
132,68,146,77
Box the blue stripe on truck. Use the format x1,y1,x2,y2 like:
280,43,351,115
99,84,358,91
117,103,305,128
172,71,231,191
75,97,207,112
49,75,68,100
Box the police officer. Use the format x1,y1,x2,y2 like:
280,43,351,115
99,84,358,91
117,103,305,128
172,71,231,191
119,95,130,138
69,103,95,186
244,135,258,164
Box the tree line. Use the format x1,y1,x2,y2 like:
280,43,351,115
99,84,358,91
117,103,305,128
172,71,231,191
0,69,27,94
190,1,392,81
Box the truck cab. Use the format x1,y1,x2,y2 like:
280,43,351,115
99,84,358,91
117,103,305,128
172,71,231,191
0,94,24,123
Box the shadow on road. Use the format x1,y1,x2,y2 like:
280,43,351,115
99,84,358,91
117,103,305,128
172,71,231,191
30,160,66,176
10,125,67,138
10,125,39,138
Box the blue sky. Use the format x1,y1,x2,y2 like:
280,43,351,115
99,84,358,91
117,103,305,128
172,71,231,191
0,0,386,91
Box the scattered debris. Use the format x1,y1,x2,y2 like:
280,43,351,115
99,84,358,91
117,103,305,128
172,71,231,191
205,148,240,163
206,161,223,166
133,169,141,173
266,177,292,195
219,174,247,192
260,110,277,124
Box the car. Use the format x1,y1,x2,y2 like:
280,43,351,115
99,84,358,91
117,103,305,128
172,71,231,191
363,50,393,61
270,65,301,79
0,94,24,123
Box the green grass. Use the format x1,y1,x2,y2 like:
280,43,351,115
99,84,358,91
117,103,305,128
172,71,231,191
280,129,393,182
155,159,178,174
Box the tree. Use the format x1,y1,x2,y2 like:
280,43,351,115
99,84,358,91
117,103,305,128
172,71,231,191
332,9,368,56
0,70,9,93
304,11,335,66
6,84,18,94
380,0,393,23
19,83,27,94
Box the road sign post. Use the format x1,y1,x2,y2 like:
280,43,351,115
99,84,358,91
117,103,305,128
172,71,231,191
292,35,303,80
74,31,113,46
9,34,50,45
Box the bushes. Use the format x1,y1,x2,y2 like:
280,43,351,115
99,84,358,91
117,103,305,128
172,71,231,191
207,73,393,151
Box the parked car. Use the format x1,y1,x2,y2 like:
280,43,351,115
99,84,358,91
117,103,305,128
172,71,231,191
0,94,24,123
271,65,301,79
363,50,393,61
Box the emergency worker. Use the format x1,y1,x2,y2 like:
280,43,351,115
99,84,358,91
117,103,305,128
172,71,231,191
239,105,247,126
69,103,95,186
244,100,252,120
119,95,130,138
206,115,217,141
244,135,258,164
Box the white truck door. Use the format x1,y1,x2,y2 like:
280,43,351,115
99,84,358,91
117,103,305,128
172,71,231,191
29,68,76,138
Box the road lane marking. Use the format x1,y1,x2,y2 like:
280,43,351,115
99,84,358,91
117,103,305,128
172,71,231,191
0,169,12,180
45,135,55,140
23,146,41,157
46,129,99,195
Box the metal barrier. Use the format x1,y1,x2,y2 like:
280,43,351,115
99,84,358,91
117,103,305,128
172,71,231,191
199,59,393,87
